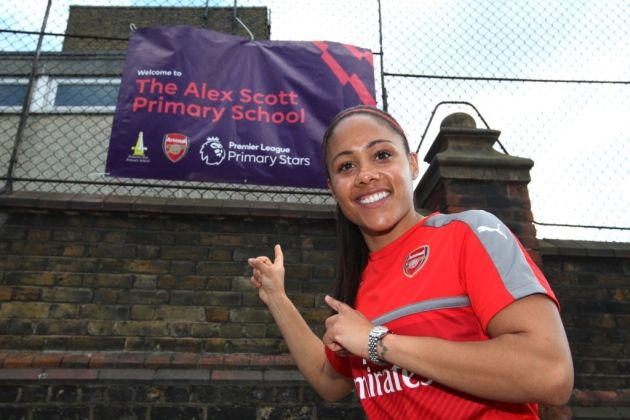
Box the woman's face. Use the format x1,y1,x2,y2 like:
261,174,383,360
326,114,420,251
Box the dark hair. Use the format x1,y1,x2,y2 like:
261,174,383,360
323,105,411,307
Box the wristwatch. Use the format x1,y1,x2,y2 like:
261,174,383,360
368,325,390,364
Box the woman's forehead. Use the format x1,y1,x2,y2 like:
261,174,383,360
332,113,396,137
327,114,403,148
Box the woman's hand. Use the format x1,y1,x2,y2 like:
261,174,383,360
247,244,286,304
323,295,373,359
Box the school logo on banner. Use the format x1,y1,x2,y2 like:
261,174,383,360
163,132,189,163
126,131,150,163
105,27,376,188
403,245,430,278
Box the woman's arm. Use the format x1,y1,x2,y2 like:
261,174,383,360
248,245,354,402
324,294,574,405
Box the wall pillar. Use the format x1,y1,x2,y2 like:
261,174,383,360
414,112,541,262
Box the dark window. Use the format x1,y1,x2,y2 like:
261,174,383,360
54,83,119,107
0,84,28,106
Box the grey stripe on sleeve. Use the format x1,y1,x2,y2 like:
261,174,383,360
372,295,471,325
424,210,547,300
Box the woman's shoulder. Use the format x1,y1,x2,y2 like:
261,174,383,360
424,209,502,230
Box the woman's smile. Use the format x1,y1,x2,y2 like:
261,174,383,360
357,190,391,205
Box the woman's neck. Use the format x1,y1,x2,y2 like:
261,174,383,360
362,211,424,252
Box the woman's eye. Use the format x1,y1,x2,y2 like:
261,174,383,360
375,150,392,160
338,162,354,173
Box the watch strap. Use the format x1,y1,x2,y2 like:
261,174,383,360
368,326,389,363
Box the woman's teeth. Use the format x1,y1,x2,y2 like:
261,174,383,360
359,191,390,204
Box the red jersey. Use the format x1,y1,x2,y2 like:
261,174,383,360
326,210,558,419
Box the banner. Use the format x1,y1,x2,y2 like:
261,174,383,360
106,26,376,188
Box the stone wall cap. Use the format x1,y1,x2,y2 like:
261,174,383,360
425,127,502,163
0,191,336,220
539,238,630,258
440,112,477,129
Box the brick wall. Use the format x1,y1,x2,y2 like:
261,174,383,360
540,239,630,416
63,6,271,51
0,193,366,419
0,379,363,420
0,194,336,355
1,192,629,418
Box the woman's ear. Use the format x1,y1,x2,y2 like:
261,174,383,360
409,153,420,179
327,179,337,200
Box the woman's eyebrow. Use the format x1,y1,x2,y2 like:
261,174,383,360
329,139,394,163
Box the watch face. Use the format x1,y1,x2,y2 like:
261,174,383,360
371,325,388,336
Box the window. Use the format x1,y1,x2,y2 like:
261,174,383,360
54,82,120,107
0,80,28,111
0,77,121,113
44,78,120,112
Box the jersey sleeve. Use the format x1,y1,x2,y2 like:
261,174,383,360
458,210,559,331
324,345,353,378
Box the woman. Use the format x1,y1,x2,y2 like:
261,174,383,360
248,105,573,419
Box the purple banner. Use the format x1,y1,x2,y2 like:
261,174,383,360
106,26,376,188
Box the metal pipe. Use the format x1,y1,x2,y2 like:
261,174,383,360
1,0,53,194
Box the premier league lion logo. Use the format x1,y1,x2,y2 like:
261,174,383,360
199,136,226,166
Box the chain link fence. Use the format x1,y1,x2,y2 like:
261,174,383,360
1,0,628,242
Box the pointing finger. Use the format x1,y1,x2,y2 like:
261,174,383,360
324,295,349,313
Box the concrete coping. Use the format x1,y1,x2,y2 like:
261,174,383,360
0,191,337,220
539,238,630,258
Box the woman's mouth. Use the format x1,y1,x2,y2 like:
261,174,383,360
358,191,391,205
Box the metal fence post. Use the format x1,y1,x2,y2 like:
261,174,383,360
1,0,53,195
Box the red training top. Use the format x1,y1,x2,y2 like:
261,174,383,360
326,210,558,419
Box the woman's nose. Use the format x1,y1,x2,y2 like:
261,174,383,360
355,166,380,185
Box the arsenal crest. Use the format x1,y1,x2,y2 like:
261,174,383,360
403,245,429,278
163,132,189,163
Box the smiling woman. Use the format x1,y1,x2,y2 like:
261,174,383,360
323,108,420,252
248,106,574,419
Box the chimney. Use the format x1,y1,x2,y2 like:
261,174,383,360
414,112,541,262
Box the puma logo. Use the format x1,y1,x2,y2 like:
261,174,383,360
477,223,507,239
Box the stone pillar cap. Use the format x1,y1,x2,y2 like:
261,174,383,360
440,112,477,129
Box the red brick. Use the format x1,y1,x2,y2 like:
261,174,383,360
573,389,630,405
32,353,63,368
61,353,91,368
247,354,294,367
4,352,34,368
143,353,172,369
171,353,198,368
0,287,13,301
248,354,276,367
0,351,8,367
115,352,145,367
197,354,224,368
273,354,295,366
88,353,117,368
224,354,253,366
